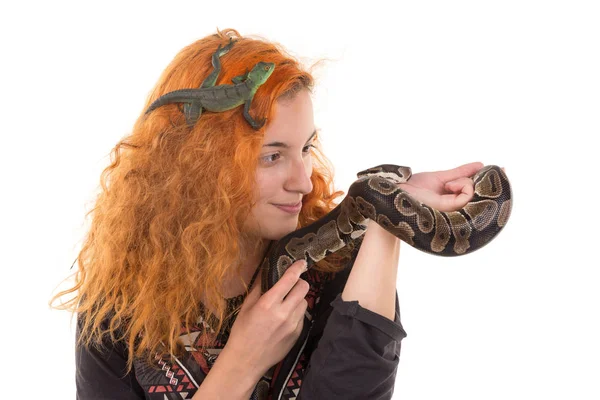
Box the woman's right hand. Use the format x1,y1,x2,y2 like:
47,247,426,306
221,259,310,380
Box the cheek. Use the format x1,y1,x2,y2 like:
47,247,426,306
255,168,286,200
254,175,277,203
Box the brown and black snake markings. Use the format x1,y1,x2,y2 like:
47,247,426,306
260,164,512,294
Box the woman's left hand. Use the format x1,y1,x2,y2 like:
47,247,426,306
397,161,486,212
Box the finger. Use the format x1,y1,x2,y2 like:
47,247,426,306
291,301,308,329
264,259,308,304
437,162,484,182
445,177,473,194
439,178,474,211
240,278,262,310
281,278,310,312
293,309,307,336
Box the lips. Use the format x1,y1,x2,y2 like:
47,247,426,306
274,201,302,207
273,201,302,214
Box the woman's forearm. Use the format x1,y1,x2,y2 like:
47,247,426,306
191,347,259,399
341,220,400,321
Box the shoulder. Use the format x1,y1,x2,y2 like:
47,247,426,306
75,313,145,399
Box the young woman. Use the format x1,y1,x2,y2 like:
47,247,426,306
51,28,483,399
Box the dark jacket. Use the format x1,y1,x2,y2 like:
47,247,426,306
75,240,408,399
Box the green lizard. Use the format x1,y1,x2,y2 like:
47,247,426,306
145,38,275,130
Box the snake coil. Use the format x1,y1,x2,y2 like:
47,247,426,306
260,164,512,293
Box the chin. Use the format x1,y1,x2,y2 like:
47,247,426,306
264,221,300,241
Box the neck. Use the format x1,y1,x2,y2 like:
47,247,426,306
224,238,270,296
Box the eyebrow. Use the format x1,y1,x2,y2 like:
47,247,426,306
262,129,317,148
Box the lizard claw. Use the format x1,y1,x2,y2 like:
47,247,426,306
251,117,267,130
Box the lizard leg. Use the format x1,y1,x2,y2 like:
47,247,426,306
184,104,203,127
200,37,235,89
243,98,266,130
184,38,235,124
231,68,250,84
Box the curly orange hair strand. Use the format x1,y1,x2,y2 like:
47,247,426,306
50,28,354,372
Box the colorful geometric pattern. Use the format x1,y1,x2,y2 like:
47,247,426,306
132,266,336,399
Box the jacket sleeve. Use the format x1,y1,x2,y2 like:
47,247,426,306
75,316,145,400
298,290,407,400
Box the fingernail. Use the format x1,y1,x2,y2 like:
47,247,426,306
300,260,308,271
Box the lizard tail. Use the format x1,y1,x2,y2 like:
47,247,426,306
145,89,207,115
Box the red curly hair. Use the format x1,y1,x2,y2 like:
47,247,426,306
50,28,355,372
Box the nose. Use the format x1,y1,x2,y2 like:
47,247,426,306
285,157,313,195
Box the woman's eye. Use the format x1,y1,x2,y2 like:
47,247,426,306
261,144,314,165
303,144,315,153
262,153,280,163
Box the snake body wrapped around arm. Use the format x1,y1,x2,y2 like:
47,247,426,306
260,164,512,293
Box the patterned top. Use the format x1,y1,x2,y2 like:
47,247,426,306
193,265,262,369
75,242,408,400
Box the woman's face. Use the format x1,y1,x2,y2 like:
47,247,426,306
244,89,316,241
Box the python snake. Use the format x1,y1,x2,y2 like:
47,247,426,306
259,164,512,294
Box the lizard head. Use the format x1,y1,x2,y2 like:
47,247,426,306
247,62,276,85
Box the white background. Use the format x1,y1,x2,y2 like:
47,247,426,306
1,1,599,398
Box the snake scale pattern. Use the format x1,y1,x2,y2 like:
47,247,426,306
260,164,512,293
